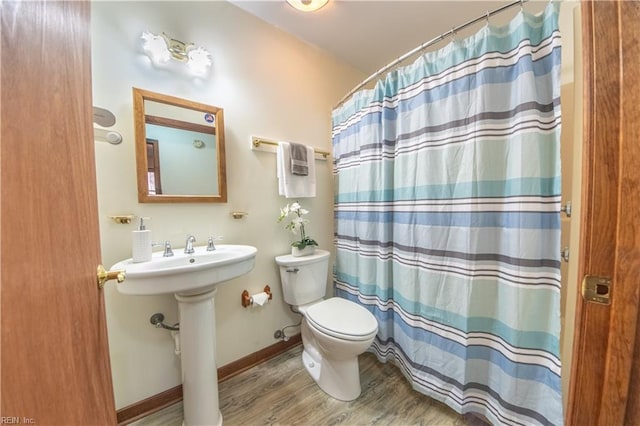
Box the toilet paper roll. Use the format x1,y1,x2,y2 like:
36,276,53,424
250,292,270,307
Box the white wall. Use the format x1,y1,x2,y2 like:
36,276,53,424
91,1,364,408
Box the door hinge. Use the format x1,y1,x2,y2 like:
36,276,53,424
582,275,612,305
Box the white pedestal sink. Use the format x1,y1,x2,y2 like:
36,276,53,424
111,244,257,426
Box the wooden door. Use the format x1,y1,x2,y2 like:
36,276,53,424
567,1,640,424
1,1,116,424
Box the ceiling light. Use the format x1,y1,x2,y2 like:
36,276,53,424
286,0,329,12
141,31,211,75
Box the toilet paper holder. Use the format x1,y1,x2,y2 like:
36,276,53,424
241,285,273,308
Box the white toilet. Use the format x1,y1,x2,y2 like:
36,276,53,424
275,249,378,401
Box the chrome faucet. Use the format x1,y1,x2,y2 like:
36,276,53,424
152,241,174,257
184,235,196,254
206,236,216,251
206,236,223,251
162,241,174,257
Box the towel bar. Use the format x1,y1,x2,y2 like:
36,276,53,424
251,136,330,159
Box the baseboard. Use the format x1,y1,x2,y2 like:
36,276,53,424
116,385,183,425
116,334,302,425
218,333,302,382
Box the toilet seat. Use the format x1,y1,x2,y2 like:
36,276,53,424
305,297,378,341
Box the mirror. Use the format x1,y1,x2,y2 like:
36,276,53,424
133,88,227,203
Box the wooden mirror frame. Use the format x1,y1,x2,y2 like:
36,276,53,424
133,87,227,203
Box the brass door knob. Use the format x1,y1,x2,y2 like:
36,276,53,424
97,264,126,289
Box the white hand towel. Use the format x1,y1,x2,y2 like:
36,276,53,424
276,142,286,195
277,142,316,198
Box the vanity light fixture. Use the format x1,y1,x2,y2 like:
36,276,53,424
141,31,211,75
286,0,329,12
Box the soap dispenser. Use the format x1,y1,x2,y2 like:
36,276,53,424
132,217,152,263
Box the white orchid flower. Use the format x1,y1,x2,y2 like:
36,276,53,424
278,202,316,249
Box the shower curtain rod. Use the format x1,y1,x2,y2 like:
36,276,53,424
334,0,531,109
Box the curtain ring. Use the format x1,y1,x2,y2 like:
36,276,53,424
485,10,490,24
451,28,456,42
520,0,525,10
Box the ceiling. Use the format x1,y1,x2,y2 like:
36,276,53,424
228,0,538,76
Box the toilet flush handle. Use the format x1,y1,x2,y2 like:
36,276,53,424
286,268,299,273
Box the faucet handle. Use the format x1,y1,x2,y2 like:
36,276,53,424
206,236,216,251
206,236,223,251
152,241,174,257
163,241,174,257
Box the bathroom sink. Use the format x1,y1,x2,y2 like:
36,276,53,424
111,244,257,296
112,244,258,424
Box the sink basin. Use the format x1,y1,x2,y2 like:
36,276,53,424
112,243,258,425
111,244,257,296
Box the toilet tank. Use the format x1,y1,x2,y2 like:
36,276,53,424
275,250,330,306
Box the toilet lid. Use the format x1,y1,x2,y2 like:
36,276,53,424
305,297,378,341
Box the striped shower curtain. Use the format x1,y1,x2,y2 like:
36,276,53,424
332,3,562,425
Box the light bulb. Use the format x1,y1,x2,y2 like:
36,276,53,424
141,32,170,63
187,47,212,75
286,0,329,12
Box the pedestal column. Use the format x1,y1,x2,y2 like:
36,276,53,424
175,288,222,426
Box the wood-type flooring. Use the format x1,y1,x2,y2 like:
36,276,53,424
132,345,487,425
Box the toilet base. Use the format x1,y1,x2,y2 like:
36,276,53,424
302,347,362,402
